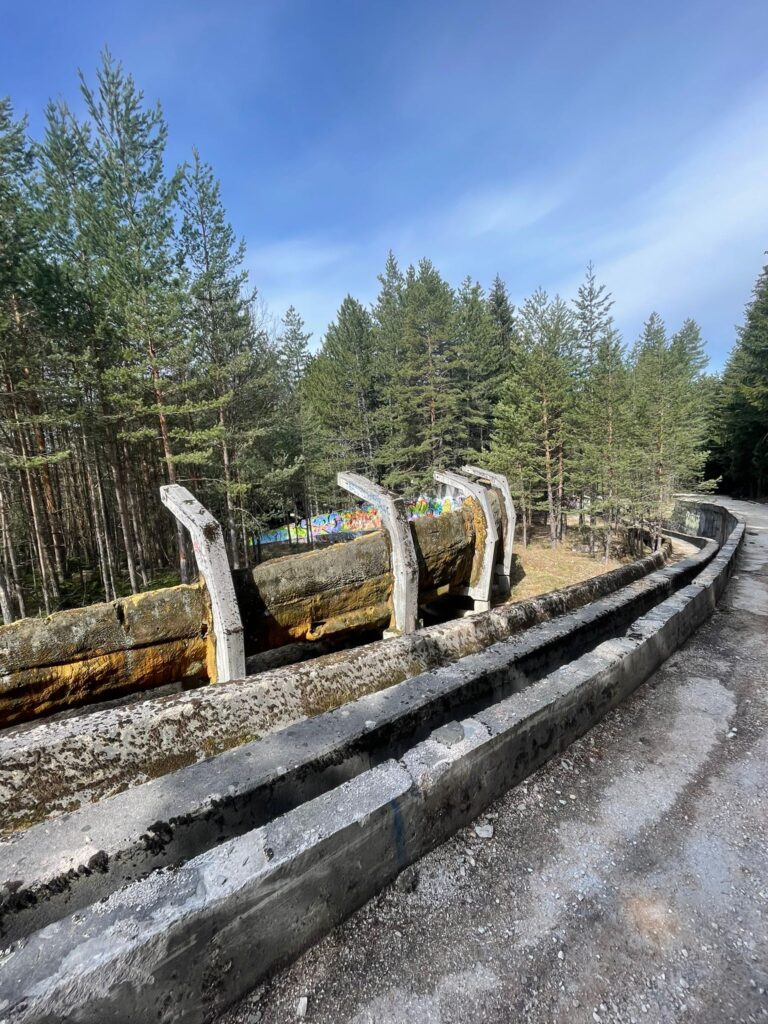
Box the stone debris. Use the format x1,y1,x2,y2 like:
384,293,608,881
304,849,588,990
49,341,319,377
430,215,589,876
394,865,419,893
475,823,494,839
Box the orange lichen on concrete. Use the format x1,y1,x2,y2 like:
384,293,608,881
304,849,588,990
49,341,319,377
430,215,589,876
0,583,214,725
0,636,210,727
0,496,501,721
236,496,497,649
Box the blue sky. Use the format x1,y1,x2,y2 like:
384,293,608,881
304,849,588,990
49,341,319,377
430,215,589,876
4,0,768,369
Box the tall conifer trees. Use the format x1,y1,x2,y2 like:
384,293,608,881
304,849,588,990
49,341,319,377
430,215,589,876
491,290,577,545
0,50,740,622
720,262,768,498
629,314,708,546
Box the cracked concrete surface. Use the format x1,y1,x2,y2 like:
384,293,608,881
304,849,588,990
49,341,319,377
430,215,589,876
219,497,768,1024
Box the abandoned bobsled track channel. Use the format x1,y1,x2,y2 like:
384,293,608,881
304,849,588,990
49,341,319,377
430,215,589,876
0,480,753,1023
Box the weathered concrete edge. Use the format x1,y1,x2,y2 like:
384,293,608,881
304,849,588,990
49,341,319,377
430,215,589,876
0,516,745,1023
0,536,694,835
0,539,709,938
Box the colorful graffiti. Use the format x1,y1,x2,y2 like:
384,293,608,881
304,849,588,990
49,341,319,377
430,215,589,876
256,495,460,546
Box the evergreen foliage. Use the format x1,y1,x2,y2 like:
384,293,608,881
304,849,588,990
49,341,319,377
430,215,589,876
0,51,756,622
719,262,768,498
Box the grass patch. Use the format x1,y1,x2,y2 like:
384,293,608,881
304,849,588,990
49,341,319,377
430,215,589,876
509,528,625,603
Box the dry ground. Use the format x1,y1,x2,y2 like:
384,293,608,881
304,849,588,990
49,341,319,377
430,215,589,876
508,529,624,603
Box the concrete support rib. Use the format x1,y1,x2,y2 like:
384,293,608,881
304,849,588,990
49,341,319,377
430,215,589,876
337,472,418,635
434,469,499,610
160,484,245,683
460,465,516,591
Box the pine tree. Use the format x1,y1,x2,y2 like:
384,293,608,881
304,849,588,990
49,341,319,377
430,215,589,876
487,273,517,361
80,51,191,580
276,306,314,535
303,295,377,497
630,313,708,545
0,97,73,616
572,265,630,555
588,326,631,557
574,262,613,369
179,148,271,567
37,94,145,599
453,277,504,453
490,357,539,546
370,250,405,477
721,262,768,498
378,259,461,491
279,305,311,387
492,290,578,545
0,98,45,616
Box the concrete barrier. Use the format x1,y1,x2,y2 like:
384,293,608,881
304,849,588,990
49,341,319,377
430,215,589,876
0,553,703,941
0,502,745,1022
0,497,501,725
0,540,704,838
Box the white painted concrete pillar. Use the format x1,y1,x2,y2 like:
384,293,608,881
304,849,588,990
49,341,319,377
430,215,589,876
337,472,419,635
460,465,516,591
160,484,246,684
434,469,499,611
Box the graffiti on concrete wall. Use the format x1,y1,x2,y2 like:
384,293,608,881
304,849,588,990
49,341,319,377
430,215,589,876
257,495,460,545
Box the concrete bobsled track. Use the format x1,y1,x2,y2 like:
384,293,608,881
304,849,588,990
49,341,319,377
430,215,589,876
0,491,504,725
0,498,753,1023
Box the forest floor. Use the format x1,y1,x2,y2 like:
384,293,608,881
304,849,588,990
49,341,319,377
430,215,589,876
218,496,768,1024
508,530,624,602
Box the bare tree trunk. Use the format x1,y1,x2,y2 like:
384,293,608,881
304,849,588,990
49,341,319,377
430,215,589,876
140,455,164,569
557,444,565,543
0,566,13,624
106,429,140,594
121,442,149,588
0,483,25,618
603,522,613,563
6,378,58,611
543,424,557,546
149,351,190,583
219,406,241,569
540,396,560,547
82,430,114,602
25,469,54,614
32,419,66,583
92,447,118,599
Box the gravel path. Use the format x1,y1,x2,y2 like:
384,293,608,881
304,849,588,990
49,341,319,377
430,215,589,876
219,497,768,1024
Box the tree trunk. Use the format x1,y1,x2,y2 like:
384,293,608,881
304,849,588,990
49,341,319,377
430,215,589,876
106,428,140,594
82,430,114,603
121,442,149,588
557,444,565,543
148,349,190,583
0,566,13,625
219,406,241,569
0,484,25,618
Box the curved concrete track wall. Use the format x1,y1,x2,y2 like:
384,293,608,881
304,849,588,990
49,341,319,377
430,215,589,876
0,541,686,836
0,500,746,1023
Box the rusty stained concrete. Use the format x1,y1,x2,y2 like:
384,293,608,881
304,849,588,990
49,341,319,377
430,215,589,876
0,544,677,835
0,584,213,727
0,498,496,725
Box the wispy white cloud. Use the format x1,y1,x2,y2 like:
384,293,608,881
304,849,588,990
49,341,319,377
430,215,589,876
248,238,356,280
579,83,768,349
441,183,564,240
246,239,361,337
248,82,768,368
246,176,568,337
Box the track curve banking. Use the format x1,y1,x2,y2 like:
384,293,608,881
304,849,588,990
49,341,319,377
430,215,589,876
0,498,747,1023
